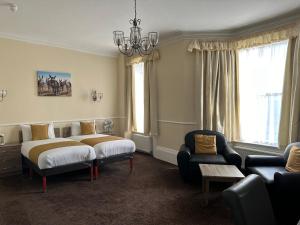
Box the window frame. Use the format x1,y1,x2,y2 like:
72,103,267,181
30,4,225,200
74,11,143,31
237,40,288,148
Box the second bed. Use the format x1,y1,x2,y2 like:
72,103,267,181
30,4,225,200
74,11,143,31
67,132,136,178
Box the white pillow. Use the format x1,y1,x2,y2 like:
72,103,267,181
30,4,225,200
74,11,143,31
20,122,55,141
20,124,32,142
71,122,81,136
71,121,96,136
48,122,56,139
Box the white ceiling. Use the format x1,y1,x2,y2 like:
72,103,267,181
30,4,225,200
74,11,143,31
0,0,300,56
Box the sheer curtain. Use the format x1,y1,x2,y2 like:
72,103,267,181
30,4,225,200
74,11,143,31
132,63,145,133
239,40,288,146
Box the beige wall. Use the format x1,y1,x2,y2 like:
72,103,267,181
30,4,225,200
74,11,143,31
156,40,197,150
0,38,119,143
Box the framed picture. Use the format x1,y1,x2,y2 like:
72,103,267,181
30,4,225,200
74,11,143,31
37,71,72,96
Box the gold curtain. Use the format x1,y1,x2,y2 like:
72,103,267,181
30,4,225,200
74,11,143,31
125,65,134,137
125,50,160,136
188,26,300,52
189,26,300,143
144,59,159,136
194,49,240,141
278,35,300,148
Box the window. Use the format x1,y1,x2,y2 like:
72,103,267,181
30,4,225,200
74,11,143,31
133,62,144,133
238,40,288,146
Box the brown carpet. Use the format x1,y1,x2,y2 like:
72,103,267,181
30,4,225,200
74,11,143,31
0,153,232,225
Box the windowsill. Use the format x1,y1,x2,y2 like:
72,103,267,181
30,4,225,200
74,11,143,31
132,131,147,136
230,141,284,156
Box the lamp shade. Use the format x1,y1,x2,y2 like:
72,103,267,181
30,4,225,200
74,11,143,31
149,32,159,46
113,31,124,46
141,37,150,51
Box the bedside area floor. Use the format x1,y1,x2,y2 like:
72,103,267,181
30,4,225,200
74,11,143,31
0,153,232,225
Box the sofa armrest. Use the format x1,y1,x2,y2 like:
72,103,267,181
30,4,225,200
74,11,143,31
245,155,286,168
177,144,192,181
274,172,300,190
273,172,300,225
223,145,242,169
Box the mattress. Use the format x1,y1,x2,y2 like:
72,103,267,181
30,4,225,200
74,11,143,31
69,134,136,159
21,138,96,169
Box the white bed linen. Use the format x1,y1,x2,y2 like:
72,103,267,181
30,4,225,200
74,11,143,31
69,134,136,159
21,138,96,169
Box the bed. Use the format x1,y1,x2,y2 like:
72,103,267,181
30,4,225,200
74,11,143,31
20,125,96,192
63,124,136,178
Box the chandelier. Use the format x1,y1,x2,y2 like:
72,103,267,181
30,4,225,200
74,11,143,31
113,0,159,57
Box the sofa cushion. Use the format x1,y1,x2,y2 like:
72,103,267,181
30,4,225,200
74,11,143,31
190,154,227,165
285,146,300,172
195,134,217,155
248,166,287,184
185,130,226,155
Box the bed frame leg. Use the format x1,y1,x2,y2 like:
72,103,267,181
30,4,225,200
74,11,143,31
90,165,93,182
129,158,133,172
94,165,99,179
42,176,47,193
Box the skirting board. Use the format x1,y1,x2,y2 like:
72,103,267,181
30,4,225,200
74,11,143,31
154,146,178,165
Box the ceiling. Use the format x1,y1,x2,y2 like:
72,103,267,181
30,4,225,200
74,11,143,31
0,0,300,56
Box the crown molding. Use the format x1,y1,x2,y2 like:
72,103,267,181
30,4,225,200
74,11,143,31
159,8,300,46
0,32,118,58
232,8,300,38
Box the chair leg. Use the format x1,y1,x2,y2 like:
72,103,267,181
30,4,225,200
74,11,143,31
42,176,47,193
129,158,133,172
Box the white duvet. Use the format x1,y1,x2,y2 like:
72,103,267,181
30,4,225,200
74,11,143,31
21,138,96,169
69,134,136,159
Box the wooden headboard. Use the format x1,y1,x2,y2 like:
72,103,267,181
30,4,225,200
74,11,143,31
19,127,60,143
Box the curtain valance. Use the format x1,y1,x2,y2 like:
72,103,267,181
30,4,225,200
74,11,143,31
188,25,300,52
125,50,160,66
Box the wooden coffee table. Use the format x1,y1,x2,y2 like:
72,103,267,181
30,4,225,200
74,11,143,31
199,164,244,193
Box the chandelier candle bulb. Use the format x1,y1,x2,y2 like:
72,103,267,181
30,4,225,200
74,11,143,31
113,0,159,56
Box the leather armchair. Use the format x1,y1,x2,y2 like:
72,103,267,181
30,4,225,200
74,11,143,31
223,174,277,225
177,130,242,182
245,142,300,225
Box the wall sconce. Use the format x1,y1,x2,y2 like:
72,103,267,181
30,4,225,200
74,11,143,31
91,90,103,102
0,89,7,102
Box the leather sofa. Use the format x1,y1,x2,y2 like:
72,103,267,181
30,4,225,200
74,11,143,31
177,130,242,182
223,174,277,225
245,142,300,225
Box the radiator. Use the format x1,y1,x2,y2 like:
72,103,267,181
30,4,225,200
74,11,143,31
131,133,153,154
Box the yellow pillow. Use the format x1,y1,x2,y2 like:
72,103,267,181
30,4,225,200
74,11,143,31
31,124,49,141
285,146,300,172
80,122,95,135
195,134,217,155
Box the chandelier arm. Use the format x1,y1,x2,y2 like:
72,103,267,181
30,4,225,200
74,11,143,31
117,45,134,57
139,45,154,56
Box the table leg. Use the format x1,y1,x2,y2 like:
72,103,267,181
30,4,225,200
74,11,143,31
202,178,210,193
202,178,209,206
